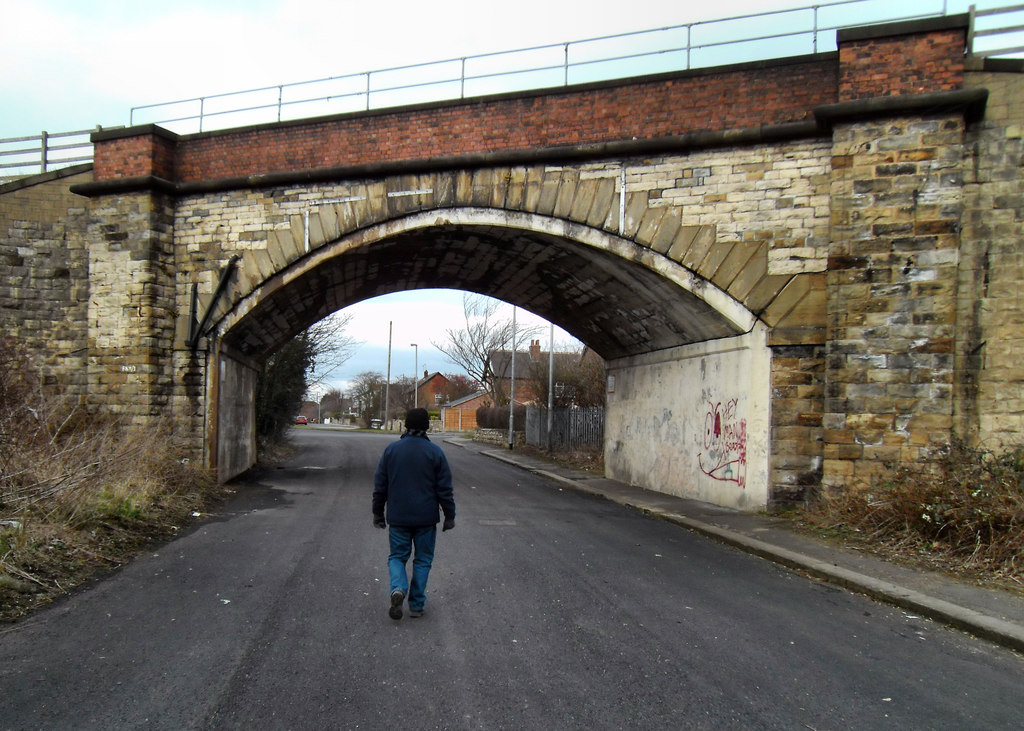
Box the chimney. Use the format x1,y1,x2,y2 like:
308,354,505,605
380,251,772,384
424,369,429,379
529,339,541,361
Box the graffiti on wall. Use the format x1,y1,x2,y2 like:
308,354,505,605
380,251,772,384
698,398,747,488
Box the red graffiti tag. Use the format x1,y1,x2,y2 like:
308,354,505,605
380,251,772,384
698,398,747,488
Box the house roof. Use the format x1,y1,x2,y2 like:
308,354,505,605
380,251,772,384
489,349,582,378
417,371,449,388
443,390,489,408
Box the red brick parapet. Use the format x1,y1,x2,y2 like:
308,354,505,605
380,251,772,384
838,16,967,100
91,125,176,181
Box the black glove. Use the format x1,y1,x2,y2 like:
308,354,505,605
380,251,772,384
373,515,386,529
442,518,455,532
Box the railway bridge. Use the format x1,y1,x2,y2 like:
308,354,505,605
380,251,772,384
3,14,1023,510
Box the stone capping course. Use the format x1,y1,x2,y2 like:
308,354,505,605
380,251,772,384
970,56,1024,73
836,13,970,43
814,87,989,127
0,163,93,195
90,123,179,144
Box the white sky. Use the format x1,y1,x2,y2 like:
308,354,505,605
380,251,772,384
1,0,1004,391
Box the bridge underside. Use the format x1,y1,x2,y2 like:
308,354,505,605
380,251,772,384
222,219,743,362
210,207,768,509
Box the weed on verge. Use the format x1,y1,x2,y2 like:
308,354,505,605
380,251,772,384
0,339,220,621
798,439,1024,593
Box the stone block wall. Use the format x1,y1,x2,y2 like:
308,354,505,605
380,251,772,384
824,112,967,492
957,67,1024,450
0,167,92,395
85,190,179,422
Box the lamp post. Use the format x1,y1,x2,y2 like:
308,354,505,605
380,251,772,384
411,343,419,408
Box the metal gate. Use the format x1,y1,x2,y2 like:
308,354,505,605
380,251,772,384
526,407,604,450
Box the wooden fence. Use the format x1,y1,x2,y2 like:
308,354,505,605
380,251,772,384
0,128,96,183
525,406,604,450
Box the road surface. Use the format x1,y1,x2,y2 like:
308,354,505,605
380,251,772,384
1,429,1022,729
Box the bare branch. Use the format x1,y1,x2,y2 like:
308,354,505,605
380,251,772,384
431,294,541,405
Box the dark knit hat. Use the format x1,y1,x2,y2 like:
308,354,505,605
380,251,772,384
406,408,429,431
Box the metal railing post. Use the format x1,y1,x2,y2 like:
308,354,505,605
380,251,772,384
813,5,819,53
967,4,976,54
564,42,570,86
198,98,205,132
365,71,371,110
686,24,692,70
461,57,466,98
40,131,48,173
277,85,283,122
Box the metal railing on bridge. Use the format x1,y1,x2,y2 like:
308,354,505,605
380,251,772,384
2,1,1022,183
124,0,948,134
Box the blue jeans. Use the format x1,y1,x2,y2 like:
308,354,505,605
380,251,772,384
388,525,436,611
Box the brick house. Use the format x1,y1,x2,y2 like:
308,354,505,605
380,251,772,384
415,370,451,410
489,340,594,405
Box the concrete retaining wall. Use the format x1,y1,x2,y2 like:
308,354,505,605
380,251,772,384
605,324,771,510
216,350,258,481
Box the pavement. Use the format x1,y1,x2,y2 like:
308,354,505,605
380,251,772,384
446,436,1024,654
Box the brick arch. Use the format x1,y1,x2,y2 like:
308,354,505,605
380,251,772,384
212,207,765,359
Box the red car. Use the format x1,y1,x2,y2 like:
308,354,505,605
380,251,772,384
295,415,308,424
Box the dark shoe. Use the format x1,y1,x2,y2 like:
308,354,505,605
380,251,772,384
389,589,404,620
409,607,424,618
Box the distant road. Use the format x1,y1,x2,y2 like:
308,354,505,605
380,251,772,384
1,429,1022,730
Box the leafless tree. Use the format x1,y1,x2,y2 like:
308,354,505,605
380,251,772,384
305,312,360,392
527,343,606,408
318,388,347,420
432,294,540,406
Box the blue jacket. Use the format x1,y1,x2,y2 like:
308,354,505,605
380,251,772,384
372,432,455,528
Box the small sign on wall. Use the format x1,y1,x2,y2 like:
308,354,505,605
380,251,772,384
606,374,615,394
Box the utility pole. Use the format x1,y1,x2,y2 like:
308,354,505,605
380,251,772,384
411,342,419,409
547,322,554,451
507,306,516,449
385,321,392,429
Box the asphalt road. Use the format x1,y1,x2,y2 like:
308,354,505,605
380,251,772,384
1,429,1022,730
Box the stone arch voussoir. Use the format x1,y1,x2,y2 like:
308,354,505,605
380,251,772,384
213,207,766,353
200,164,826,350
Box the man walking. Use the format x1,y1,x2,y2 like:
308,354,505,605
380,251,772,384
372,408,456,620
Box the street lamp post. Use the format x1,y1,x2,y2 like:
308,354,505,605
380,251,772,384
411,343,419,409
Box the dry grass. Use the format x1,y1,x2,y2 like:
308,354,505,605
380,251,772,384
1,340,219,621
513,443,605,475
798,439,1024,593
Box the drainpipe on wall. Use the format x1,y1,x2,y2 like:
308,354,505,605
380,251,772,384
547,322,554,452
619,165,626,236
508,306,516,449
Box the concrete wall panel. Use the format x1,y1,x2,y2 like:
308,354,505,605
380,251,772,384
217,352,257,482
605,324,771,510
